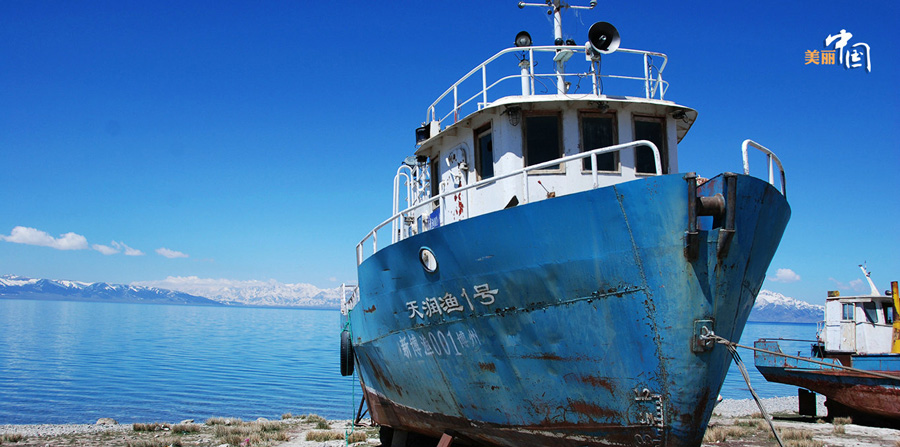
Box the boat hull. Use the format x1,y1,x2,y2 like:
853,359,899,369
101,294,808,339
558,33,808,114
350,173,790,446
755,342,900,420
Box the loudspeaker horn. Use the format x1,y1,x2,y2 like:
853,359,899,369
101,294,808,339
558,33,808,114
587,21,620,55
515,31,532,48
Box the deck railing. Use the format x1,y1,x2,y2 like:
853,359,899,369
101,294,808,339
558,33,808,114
426,46,668,129
356,141,661,265
742,139,786,197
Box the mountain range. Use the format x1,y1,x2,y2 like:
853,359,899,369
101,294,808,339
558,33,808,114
1,274,825,321
0,275,220,306
748,290,824,323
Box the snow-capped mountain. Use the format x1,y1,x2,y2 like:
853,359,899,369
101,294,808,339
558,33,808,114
0,275,220,306
749,290,824,323
131,277,343,308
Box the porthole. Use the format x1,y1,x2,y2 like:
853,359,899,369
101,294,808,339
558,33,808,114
419,247,438,273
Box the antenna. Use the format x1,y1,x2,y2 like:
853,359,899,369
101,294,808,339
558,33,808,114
859,263,881,296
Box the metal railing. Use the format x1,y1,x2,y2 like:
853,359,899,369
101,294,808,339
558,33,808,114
425,46,669,129
340,283,359,316
742,139,786,197
356,140,661,265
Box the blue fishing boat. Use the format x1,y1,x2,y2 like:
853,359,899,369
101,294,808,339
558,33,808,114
341,2,790,446
754,267,900,421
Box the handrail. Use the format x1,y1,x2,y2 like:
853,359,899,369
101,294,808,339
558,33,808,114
426,46,669,128
356,140,661,265
742,139,786,197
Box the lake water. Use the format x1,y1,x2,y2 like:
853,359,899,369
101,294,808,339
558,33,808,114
0,299,817,424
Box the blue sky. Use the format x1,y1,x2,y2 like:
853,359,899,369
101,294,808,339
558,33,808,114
1,1,898,304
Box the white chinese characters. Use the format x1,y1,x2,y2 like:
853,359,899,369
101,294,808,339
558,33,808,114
405,283,499,320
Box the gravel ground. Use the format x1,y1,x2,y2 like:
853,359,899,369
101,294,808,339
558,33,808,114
713,395,827,418
0,422,132,438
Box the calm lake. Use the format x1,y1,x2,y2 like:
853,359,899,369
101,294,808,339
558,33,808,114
0,299,817,424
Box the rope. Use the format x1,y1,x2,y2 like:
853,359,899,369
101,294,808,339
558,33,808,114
720,339,785,447
344,308,357,446
703,329,900,447
709,334,900,382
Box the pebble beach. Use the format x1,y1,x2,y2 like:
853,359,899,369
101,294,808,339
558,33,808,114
1,396,897,447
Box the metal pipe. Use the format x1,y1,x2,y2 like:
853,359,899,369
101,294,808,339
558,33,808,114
892,281,900,353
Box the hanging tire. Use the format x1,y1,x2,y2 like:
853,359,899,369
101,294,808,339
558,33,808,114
340,330,354,376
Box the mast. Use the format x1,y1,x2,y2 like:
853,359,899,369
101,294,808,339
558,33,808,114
518,1,596,93
859,264,881,296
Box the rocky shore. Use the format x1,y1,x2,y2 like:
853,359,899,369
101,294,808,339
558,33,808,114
1,397,898,447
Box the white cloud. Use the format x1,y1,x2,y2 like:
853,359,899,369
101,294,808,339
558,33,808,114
829,277,866,292
92,243,119,255
156,247,189,259
0,226,89,250
92,240,145,256
328,277,337,282
769,268,801,283
115,241,144,256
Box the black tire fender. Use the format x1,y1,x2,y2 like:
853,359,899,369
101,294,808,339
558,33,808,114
340,330,354,376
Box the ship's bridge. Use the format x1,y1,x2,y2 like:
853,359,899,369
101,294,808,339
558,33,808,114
355,21,785,265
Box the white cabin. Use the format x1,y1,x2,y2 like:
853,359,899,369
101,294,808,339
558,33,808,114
355,9,785,265
821,267,897,355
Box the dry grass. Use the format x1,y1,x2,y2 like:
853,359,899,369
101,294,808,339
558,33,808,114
0,433,25,443
125,439,183,447
832,416,852,425
703,425,754,443
303,414,327,424
347,430,368,443
132,422,169,432
206,417,243,426
769,427,824,447
170,423,200,434
211,419,289,446
306,430,344,441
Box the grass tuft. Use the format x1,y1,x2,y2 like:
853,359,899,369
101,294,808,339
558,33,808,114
126,438,182,447
281,412,294,420
306,430,344,441
304,414,327,424
206,417,242,426
132,422,170,432
170,423,200,434
347,430,368,443
703,425,754,443
832,416,852,425
1,433,25,443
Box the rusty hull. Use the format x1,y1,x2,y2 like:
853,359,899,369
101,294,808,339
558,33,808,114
350,174,791,446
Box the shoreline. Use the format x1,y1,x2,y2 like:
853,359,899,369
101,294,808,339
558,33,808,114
2,396,898,447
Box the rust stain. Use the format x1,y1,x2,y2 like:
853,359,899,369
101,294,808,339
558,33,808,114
363,305,376,313
579,375,615,393
567,399,618,420
478,362,496,372
523,353,565,361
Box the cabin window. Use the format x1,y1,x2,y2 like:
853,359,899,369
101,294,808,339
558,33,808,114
580,112,617,172
841,303,854,320
475,124,494,180
862,302,878,324
524,112,562,169
884,302,896,324
430,156,440,198
633,116,668,175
